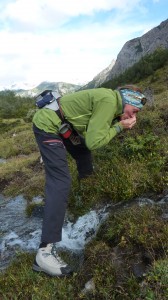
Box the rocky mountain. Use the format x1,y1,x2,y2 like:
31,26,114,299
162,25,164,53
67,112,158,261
106,19,168,82
80,60,115,90
14,81,81,97
81,18,168,89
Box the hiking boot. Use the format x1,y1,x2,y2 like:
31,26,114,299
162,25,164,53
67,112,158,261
32,243,73,277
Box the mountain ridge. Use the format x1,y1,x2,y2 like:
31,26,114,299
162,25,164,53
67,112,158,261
81,18,168,90
106,18,168,82
9,81,82,97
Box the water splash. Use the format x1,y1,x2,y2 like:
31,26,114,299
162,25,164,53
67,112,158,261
0,195,108,270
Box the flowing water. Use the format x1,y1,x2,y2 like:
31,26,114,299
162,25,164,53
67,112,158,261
0,194,109,270
0,193,167,271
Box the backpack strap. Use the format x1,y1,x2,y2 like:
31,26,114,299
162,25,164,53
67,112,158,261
55,97,65,123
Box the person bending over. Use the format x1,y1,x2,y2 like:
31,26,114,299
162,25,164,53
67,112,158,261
32,85,147,277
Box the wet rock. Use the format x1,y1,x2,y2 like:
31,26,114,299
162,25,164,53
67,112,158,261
85,228,95,240
138,198,155,206
31,205,44,218
132,262,147,278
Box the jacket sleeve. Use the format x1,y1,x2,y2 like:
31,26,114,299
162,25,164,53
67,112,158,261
85,100,123,150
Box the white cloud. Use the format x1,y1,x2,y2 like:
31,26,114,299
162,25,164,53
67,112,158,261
0,18,151,85
2,0,142,30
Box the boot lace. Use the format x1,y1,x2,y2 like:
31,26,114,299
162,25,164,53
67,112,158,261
51,243,66,265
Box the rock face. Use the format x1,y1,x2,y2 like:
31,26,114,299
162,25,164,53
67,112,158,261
81,19,168,89
106,19,168,81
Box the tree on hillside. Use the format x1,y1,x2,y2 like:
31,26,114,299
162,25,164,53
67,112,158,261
0,90,35,119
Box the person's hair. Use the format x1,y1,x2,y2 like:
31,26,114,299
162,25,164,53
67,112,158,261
117,84,148,107
117,85,142,93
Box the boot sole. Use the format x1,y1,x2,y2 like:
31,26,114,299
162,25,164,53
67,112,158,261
32,264,73,277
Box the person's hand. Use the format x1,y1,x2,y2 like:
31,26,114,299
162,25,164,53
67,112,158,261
119,115,137,129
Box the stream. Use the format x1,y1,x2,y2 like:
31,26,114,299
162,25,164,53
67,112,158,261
0,194,109,270
0,193,168,271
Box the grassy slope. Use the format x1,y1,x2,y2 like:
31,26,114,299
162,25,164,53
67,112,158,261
0,65,168,299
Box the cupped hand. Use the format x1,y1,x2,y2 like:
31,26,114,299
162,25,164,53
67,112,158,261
120,115,137,129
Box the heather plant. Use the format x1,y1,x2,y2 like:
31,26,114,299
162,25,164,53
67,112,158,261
97,205,168,251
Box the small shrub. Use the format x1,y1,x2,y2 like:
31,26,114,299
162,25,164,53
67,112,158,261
97,205,168,252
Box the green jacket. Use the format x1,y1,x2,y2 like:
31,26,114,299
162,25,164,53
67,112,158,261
33,88,123,150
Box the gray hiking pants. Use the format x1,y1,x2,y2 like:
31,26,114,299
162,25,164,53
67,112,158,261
33,124,93,243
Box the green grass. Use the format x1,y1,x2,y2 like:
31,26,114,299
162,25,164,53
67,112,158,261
0,253,81,300
141,259,168,300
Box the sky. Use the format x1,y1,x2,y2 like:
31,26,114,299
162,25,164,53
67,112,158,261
0,0,167,88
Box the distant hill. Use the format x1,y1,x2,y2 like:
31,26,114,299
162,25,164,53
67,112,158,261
15,81,81,97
